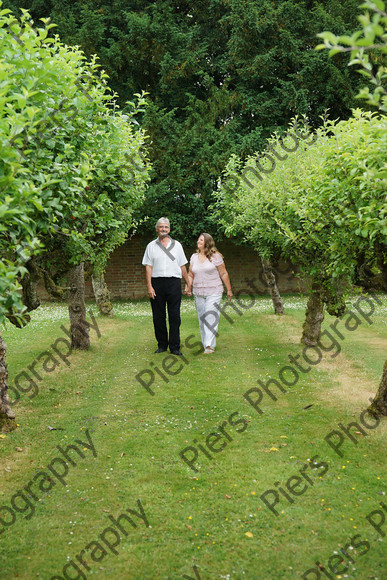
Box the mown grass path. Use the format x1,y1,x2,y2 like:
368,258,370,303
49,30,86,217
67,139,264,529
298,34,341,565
0,296,386,579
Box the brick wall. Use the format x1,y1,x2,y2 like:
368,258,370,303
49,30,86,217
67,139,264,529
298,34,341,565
89,235,306,299
95,234,149,299
37,234,306,300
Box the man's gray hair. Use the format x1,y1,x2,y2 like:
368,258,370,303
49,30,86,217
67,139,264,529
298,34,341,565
155,217,170,230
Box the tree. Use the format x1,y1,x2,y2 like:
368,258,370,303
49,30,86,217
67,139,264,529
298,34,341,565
311,110,386,414
0,5,150,429
0,156,40,425
214,118,333,335
1,0,364,244
214,111,385,343
317,0,387,112
317,0,387,416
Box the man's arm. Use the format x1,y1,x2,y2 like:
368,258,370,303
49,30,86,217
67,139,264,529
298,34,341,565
184,266,193,296
181,265,190,287
176,242,190,289
145,265,156,299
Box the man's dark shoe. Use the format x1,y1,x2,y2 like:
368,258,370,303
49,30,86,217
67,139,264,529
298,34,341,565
170,349,183,356
154,348,167,353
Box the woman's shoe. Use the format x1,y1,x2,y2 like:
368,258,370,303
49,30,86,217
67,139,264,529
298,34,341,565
204,346,215,354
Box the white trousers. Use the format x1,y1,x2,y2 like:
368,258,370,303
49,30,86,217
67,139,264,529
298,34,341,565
194,294,223,350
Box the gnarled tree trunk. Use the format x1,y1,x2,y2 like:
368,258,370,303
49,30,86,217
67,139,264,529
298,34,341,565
68,263,90,349
21,260,41,311
368,360,387,418
0,334,16,432
92,271,113,316
301,281,324,346
261,258,284,315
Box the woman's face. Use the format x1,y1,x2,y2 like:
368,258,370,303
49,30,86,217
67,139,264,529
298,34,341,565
197,235,205,251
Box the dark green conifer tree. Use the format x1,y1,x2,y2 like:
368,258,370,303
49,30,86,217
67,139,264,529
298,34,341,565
4,0,363,242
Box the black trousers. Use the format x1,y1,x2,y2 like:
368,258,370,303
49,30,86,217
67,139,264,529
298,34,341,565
150,277,182,351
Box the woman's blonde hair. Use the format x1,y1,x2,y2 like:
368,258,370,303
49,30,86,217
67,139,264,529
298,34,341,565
197,233,222,261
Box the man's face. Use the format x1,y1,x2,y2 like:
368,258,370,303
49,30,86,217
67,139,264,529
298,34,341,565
157,222,170,238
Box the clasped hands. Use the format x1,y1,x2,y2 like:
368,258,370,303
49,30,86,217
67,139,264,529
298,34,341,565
185,286,233,301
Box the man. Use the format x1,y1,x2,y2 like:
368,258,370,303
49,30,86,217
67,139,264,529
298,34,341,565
142,218,190,355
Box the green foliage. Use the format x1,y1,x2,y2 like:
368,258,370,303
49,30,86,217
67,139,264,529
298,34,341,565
1,0,364,242
0,4,150,324
214,110,386,309
215,1,386,313
214,118,331,267
317,0,387,111
314,110,386,278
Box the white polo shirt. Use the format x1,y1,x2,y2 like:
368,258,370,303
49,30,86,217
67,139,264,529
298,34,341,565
142,237,188,278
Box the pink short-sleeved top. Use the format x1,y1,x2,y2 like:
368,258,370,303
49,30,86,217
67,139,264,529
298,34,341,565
190,252,224,296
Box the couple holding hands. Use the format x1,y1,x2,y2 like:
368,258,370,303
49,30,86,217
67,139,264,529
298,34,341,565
142,217,233,355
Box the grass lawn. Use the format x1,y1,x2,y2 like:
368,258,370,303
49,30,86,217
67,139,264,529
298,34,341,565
0,294,386,580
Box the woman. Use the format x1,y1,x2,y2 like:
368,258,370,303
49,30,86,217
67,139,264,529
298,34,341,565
185,233,233,354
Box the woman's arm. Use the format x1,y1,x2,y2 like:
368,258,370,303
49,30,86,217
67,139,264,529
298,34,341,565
217,263,233,301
